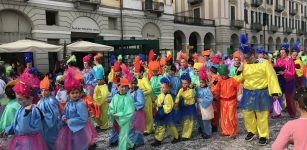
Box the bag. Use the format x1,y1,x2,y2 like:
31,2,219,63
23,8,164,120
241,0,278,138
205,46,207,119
272,100,282,117
198,103,214,120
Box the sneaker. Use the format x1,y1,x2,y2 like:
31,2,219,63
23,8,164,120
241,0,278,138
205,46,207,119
171,138,180,144
151,140,162,147
259,137,268,146
245,132,256,141
201,134,211,139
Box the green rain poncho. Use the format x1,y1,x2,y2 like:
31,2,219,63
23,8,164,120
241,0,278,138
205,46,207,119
108,93,135,150
150,75,163,97
0,99,20,133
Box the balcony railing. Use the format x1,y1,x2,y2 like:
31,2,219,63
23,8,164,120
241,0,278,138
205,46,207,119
231,20,244,29
174,16,215,26
289,9,297,16
251,0,263,7
188,0,202,5
251,23,262,31
73,0,100,10
268,26,278,33
144,1,164,13
275,4,284,13
284,28,293,34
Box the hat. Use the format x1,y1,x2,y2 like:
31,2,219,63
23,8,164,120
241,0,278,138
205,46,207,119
178,52,188,61
233,50,241,58
199,65,208,80
148,49,155,62
166,51,172,62
293,42,300,52
148,61,160,71
117,55,123,60
139,54,146,62
24,52,32,63
109,55,116,66
83,54,92,63
94,67,104,80
202,50,211,56
227,48,234,56
120,78,129,86
66,55,76,65
13,72,34,98
113,61,121,72
56,75,63,82
180,73,191,81
160,77,170,84
239,34,251,54
256,48,269,55
218,64,228,75
192,52,199,61
160,54,166,66
94,53,103,61
211,54,220,65
134,57,142,73
40,76,50,90
64,66,81,92
28,67,39,75
193,62,202,70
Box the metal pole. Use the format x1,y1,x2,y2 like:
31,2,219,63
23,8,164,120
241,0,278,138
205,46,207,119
63,41,66,59
120,0,124,59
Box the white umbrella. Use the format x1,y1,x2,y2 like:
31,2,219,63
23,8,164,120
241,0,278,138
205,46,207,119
67,41,114,52
0,39,63,52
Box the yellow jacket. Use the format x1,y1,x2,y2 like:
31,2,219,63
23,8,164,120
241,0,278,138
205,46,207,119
234,61,281,96
137,77,152,96
157,93,173,114
108,68,114,83
93,84,110,105
295,59,304,77
175,88,195,105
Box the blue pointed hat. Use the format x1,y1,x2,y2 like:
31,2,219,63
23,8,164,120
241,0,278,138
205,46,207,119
24,52,32,63
160,77,170,84
180,72,191,81
280,43,290,50
239,34,251,54
293,42,300,52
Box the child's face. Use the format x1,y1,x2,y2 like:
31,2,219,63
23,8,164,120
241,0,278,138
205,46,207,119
167,70,175,76
136,72,143,78
69,89,80,101
194,69,199,75
97,79,104,85
160,83,169,93
258,53,264,59
16,94,32,107
221,74,228,80
180,60,187,69
152,70,159,76
181,80,190,88
200,79,207,88
41,88,50,98
118,85,128,94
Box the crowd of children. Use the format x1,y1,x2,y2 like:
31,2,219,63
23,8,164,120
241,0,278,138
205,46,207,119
0,34,307,149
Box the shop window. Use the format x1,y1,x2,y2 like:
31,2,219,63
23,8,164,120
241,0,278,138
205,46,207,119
46,11,58,26
108,17,117,30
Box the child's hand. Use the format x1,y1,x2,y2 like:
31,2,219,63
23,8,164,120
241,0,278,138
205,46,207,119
157,103,162,107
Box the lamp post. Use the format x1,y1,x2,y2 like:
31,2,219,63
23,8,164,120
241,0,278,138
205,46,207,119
120,0,124,58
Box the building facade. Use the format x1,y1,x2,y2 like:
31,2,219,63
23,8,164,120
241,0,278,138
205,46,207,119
0,0,306,73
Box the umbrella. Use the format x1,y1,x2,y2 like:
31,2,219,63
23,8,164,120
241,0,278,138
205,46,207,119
67,41,114,52
0,39,63,52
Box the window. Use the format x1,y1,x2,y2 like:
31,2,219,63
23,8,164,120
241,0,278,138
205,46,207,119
47,39,59,45
193,7,200,19
251,11,254,23
46,11,58,26
244,9,248,24
231,6,235,20
108,17,117,30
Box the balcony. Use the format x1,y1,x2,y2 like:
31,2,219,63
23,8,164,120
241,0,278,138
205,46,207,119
174,16,215,26
290,9,297,16
188,0,202,5
251,0,263,7
297,29,304,35
275,4,284,13
73,0,100,11
284,28,293,34
144,1,164,14
231,20,244,29
268,26,278,33
251,23,262,32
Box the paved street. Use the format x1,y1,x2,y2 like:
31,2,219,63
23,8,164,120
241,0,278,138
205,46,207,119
96,109,290,150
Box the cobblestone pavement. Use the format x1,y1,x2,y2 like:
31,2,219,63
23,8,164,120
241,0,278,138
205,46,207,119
95,110,291,150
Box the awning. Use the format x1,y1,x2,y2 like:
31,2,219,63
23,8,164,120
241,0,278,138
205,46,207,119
0,40,63,52
67,41,114,52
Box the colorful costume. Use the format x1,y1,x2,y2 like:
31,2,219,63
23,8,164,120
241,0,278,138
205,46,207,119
0,99,20,133
5,106,48,150
128,88,146,146
235,35,281,140
217,65,240,136
55,100,97,150
196,86,213,137
82,94,100,119
175,73,196,139
93,84,110,129
108,87,135,150
107,83,119,146
209,73,221,130
274,57,296,118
